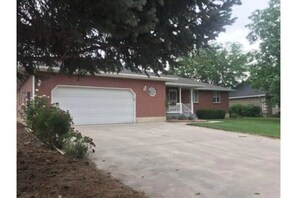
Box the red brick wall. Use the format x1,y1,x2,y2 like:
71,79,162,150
36,72,166,118
194,91,229,113
181,90,190,103
17,76,33,115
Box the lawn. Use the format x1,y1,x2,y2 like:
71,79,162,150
188,117,280,138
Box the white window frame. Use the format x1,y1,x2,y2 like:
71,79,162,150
193,90,199,103
212,91,221,103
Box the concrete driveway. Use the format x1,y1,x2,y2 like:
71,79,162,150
76,122,280,198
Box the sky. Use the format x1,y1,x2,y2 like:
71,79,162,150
216,0,269,51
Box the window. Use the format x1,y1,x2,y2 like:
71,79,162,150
148,87,156,97
212,91,220,103
193,90,199,103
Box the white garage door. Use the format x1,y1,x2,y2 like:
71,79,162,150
52,86,135,125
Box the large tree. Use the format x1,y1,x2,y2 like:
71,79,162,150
17,0,241,75
246,0,280,105
173,42,248,88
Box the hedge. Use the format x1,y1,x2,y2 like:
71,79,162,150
229,104,261,117
196,109,225,119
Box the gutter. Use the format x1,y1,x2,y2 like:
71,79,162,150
165,82,205,88
37,66,178,82
195,87,235,92
229,94,266,99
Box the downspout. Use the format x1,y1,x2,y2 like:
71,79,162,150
32,75,35,99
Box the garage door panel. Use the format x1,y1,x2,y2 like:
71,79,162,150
52,86,135,125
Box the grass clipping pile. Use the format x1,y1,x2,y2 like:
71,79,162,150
17,122,147,198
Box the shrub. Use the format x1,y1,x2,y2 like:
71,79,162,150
230,113,241,119
22,97,72,149
64,132,95,159
177,114,188,120
188,114,196,120
22,96,95,158
166,114,177,120
65,140,89,159
229,104,261,117
273,111,280,118
196,109,225,119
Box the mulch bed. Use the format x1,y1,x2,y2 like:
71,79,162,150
17,122,147,198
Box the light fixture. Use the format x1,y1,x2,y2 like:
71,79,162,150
143,86,147,91
37,79,42,87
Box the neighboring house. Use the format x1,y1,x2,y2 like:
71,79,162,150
229,84,280,117
17,68,233,125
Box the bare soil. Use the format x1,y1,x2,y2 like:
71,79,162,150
17,122,147,198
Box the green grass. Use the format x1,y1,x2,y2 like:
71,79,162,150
188,117,280,138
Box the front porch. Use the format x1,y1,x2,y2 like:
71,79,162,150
166,87,196,116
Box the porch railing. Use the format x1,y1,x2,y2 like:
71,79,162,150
181,103,192,116
167,103,192,116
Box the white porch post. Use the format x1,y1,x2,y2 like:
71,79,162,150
190,88,193,114
179,87,182,114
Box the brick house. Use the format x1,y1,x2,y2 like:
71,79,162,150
17,68,233,125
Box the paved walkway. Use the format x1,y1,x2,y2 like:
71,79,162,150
76,122,280,198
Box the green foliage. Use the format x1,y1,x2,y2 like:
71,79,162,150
246,0,280,105
273,112,280,118
22,97,72,148
174,42,248,88
65,141,88,159
17,0,241,75
230,113,241,119
177,114,188,120
166,114,196,120
22,96,95,158
166,114,177,120
64,129,96,159
196,109,225,119
64,133,94,159
229,104,261,117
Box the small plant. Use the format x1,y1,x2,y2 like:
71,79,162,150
64,135,94,159
64,140,88,159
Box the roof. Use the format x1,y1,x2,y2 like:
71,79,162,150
37,67,177,82
229,84,266,99
119,70,233,91
35,66,233,92
165,76,234,91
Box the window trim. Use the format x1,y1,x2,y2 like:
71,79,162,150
212,91,221,103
